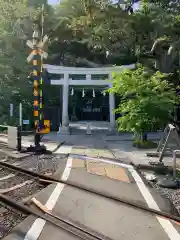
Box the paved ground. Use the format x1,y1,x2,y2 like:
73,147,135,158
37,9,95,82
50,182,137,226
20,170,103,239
107,139,180,168
1,122,180,240
0,134,59,153
1,121,179,167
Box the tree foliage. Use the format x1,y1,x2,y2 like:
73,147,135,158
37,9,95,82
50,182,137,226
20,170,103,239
109,65,178,136
47,0,137,66
47,0,180,70
0,0,179,128
0,0,40,124
134,1,180,74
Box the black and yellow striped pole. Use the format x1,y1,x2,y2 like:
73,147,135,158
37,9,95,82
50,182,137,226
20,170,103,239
32,30,42,148
26,7,49,152
39,3,45,132
28,26,46,150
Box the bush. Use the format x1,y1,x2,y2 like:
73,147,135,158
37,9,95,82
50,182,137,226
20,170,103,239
133,139,158,149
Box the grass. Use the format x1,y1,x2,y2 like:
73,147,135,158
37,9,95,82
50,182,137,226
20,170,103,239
176,170,180,179
133,139,158,149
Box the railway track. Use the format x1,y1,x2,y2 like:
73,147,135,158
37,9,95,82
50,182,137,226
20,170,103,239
0,158,180,217
0,160,112,240
0,153,180,240
0,158,47,239
0,152,112,240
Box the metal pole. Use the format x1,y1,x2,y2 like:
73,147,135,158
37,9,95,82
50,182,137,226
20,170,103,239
172,150,180,179
19,103,22,127
17,125,22,152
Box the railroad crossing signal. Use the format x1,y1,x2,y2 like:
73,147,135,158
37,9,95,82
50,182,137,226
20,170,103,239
27,30,50,137
25,4,50,153
26,35,48,49
26,35,48,63
27,50,48,63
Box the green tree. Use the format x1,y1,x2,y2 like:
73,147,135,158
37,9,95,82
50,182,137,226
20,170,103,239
109,65,178,141
49,0,180,70
0,0,40,124
47,0,136,67
132,1,180,75
0,0,179,128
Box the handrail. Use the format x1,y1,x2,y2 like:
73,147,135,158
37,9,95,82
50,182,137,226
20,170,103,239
168,124,175,130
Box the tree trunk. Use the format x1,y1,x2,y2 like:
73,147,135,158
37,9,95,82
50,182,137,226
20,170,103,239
141,132,147,142
134,132,147,142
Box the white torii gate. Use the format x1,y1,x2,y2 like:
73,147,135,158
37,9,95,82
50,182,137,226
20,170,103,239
43,64,135,134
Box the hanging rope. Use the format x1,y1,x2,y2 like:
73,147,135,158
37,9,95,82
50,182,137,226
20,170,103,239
101,90,106,96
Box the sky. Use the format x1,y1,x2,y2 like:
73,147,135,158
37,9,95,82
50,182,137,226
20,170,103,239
47,0,140,11
47,0,60,5
48,0,140,7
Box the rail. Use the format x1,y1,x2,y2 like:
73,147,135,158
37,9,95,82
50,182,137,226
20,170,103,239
0,160,180,224
0,194,107,240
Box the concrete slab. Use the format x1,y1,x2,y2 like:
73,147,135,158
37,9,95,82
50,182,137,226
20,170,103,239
104,132,162,141
0,149,31,159
106,138,180,168
0,135,59,153
46,185,175,240
71,147,86,155
54,145,72,154
50,156,174,215
69,162,174,214
72,158,86,168
71,146,115,159
86,160,131,183
105,164,130,182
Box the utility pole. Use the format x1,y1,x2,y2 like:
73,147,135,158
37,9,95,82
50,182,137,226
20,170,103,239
26,4,49,153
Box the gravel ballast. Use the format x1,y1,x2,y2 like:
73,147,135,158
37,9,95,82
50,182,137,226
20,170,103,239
0,205,27,238
0,153,68,239
141,170,180,215
153,182,180,215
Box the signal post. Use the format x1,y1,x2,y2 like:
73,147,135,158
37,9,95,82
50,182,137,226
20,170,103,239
26,23,50,153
